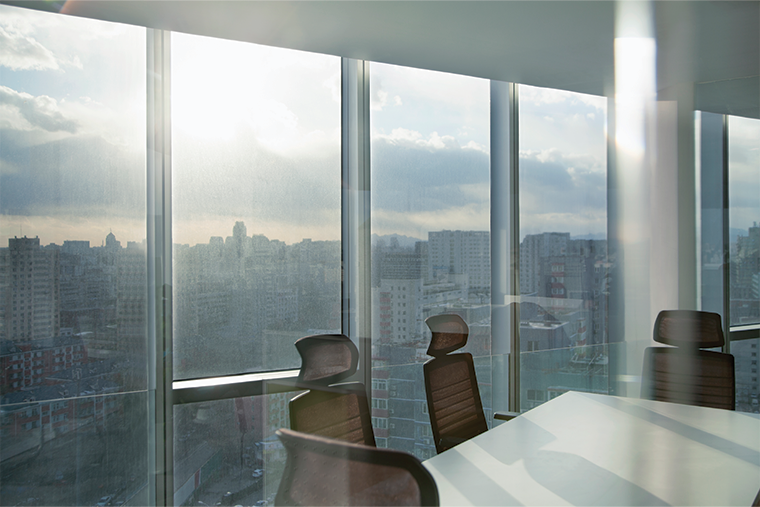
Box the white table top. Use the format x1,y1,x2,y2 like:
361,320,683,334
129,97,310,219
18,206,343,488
424,391,760,506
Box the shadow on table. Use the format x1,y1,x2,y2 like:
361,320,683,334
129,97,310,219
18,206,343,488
521,450,668,506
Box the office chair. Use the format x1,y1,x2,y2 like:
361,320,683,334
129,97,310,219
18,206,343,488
423,314,506,454
641,310,735,410
289,334,376,446
275,428,439,506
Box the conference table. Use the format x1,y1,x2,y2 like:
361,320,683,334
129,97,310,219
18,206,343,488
423,391,760,506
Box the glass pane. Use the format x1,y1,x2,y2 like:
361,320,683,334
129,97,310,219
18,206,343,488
0,5,148,506
369,63,490,456
728,115,760,328
733,338,760,413
173,393,300,506
697,111,726,317
171,33,341,379
518,85,609,411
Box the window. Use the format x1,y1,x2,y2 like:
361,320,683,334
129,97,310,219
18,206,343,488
518,85,608,411
700,113,759,413
372,379,388,391
370,62,491,452
728,116,760,328
371,398,388,410
170,33,341,504
0,5,148,506
171,33,341,380
372,417,388,429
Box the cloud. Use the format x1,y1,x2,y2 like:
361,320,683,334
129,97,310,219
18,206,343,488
171,131,340,237
375,128,464,152
0,21,82,71
372,89,389,111
0,25,59,71
0,86,79,133
373,204,489,239
462,141,488,154
519,149,607,237
0,128,145,231
370,133,490,229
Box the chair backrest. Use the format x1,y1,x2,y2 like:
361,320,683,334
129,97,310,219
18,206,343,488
654,310,725,348
290,334,375,446
642,310,735,410
423,314,487,454
295,333,358,385
275,428,439,507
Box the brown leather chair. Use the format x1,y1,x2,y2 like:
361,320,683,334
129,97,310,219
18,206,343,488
289,334,376,446
641,310,735,410
275,428,439,506
423,314,489,454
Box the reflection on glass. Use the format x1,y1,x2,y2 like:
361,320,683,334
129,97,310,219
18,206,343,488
171,33,341,379
728,116,760,328
732,338,759,413
0,5,148,505
173,393,300,506
518,85,609,411
369,62,490,458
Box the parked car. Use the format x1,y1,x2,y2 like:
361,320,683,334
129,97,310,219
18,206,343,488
96,495,112,506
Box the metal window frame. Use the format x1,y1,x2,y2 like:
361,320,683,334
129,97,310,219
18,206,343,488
341,58,373,390
490,81,521,414
146,28,173,507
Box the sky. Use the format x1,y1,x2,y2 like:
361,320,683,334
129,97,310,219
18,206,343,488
0,4,757,250
0,5,146,247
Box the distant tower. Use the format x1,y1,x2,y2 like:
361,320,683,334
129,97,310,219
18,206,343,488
1,237,60,341
233,221,247,239
232,221,247,259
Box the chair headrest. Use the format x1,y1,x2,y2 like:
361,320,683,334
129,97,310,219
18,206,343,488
654,310,724,348
295,334,358,385
425,314,469,357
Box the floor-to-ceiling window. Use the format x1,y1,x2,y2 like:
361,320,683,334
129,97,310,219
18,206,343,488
728,115,760,413
517,85,609,411
369,63,490,459
698,111,760,414
0,5,149,506
171,33,341,506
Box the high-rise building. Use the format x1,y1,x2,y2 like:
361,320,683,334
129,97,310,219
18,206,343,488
427,230,489,292
519,232,570,295
1,237,60,342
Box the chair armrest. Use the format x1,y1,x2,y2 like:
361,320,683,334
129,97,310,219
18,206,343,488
494,410,520,421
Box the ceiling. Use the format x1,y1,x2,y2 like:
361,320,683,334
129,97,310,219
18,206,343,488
5,0,759,117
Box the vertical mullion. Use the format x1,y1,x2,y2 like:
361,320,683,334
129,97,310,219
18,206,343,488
722,115,730,353
490,81,520,415
508,83,521,413
147,28,173,506
341,58,372,389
